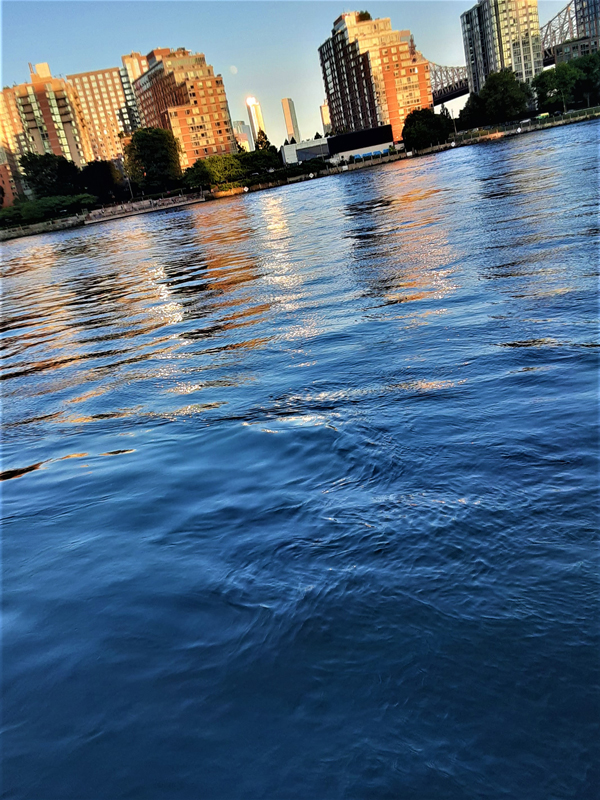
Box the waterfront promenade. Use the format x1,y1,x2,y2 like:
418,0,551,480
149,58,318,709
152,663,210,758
84,192,205,226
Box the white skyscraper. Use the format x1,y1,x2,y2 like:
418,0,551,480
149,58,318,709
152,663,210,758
246,96,266,143
281,97,301,143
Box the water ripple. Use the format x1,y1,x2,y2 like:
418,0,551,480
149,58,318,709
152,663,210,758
2,122,599,800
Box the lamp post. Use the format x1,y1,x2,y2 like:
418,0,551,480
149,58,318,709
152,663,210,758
450,109,458,137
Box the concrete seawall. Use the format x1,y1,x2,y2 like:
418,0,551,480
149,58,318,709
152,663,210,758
1,215,86,242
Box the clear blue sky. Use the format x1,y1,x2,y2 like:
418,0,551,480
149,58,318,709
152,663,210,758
3,1,564,147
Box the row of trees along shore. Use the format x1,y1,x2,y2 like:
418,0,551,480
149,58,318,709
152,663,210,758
403,52,600,151
0,127,327,228
2,52,598,228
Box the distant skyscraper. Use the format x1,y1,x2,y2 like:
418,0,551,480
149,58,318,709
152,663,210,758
232,120,253,151
461,0,543,94
246,96,266,143
320,100,332,135
67,66,140,161
319,12,433,142
281,98,300,142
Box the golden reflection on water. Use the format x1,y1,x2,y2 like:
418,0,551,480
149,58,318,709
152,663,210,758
343,173,459,318
4,164,468,430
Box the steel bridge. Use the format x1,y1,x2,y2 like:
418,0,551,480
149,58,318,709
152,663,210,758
429,63,470,105
540,1,577,65
427,2,576,105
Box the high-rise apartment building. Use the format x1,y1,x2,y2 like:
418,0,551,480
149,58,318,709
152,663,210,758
67,66,139,161
461,4,491,94
575,0,600,38
11,63,94,166
0,162,17,206
121,52,149,85
320,100,332,135
246,96,266,143
319,11,433,142
232,120,253,151
0,87,29,194
461,0,543,94
133,48,236,169
281,98,301,142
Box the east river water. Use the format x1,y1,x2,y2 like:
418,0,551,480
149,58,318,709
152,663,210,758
2,121,598,799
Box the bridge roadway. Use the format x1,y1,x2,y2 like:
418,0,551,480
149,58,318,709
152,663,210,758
429,63,469,105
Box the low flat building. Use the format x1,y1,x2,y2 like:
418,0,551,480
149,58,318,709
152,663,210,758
328,124,394,163
554,35,599,62
281,125,394,166
280,137,329,165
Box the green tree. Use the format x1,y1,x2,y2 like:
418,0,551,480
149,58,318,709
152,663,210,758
19,153,81,198
478,69,532,123
532,69,561,112
0,193,97,228
237,147,281,174
314,131,322,139
573,52,600,107
183,158,211,190
254,129,272,151
184,154,248,188
207,154,247,185
80,160,124,202
458,92,487,130
401,108,453,150
124,128,182,191
553,62,584,112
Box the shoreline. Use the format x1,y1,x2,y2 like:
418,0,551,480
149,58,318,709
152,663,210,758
2,110,598,243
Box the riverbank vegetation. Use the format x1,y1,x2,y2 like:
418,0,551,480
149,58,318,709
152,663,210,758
404,53,599,150
0,152,129,228
402,108,454,151
459,70,532,129
0,128,327,228
532,53,600,112
0,194,98,228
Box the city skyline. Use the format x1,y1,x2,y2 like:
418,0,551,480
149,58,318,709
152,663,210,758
3,1,565,148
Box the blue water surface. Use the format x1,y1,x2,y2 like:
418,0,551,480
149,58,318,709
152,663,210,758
2,121,599,799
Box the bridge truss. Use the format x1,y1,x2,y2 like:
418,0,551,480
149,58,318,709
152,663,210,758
429,63,470,105
540,1,577,63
